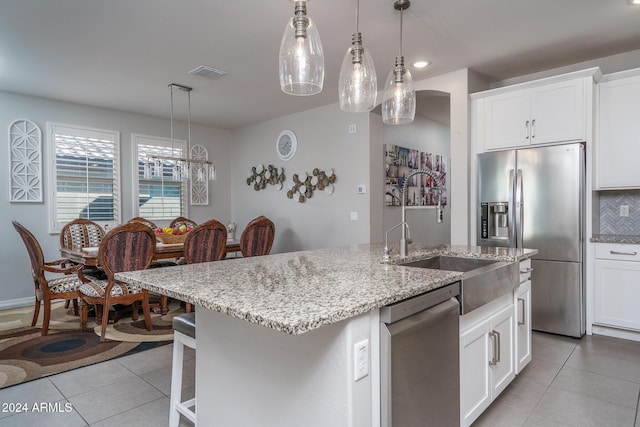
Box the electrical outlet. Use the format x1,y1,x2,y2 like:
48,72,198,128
350,211,358,221
357,185,366,194
348,124,357,134
353,339,369,381
620,204,630,217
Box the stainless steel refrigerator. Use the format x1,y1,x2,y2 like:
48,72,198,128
477,143,585,338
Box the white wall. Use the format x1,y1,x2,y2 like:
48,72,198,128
1,90,232,306
231,103,371,253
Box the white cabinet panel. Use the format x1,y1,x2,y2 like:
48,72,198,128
515,280,532,373
483,78,586,151
594,259,640,331
597,73,640,189
460,297,515,426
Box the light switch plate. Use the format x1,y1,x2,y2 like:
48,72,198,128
350,211,358,221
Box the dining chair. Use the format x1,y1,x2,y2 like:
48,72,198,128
78,222,155,342
239,215,275,257
181,219,227,312
13,221,87,336
59,218,105,249
128,216,158,230
169,216,197,230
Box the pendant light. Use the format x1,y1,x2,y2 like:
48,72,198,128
382,0,415,125
146,84,216,182
279,0,324,96
338,0,377,112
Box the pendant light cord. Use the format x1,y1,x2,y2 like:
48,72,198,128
399,7,404,57
356,0,360,33
170,85,175,157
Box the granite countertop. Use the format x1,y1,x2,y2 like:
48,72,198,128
591,234,640,244
116,243,537,335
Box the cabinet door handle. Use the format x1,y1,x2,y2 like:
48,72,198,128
489,331,498,366
610,250,637,256
520,267,533,274
525,120,530,139
518,298,526,326
531,119,536,138
495,330,501,363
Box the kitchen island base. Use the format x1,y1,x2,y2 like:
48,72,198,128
196,308,377,427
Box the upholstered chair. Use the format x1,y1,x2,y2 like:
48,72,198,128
79,222,155,342
239,216,275,257
59,218,105,249
181,219,227,312
13,221,87,336
169,216,197,230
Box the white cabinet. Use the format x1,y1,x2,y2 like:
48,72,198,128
514,259,532,373
484,79,586,150
596,70,640,189
594,243,640,331
460,294,515,426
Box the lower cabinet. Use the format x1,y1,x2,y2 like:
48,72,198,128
594,243,640,331
460,295,515,426
515,279,532,373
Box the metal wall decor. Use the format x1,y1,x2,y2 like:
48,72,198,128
247,164,286,191
9,119,43,202
286,168,336,203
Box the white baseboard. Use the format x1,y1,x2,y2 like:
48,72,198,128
592,324,640,342
0,297,34,311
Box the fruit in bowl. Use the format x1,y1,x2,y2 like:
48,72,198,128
154,226,193,236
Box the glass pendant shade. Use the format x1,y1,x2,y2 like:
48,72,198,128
382,56,416,125
279,2,324,96
338,33,377,112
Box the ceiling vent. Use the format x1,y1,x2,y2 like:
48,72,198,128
189,65,227,80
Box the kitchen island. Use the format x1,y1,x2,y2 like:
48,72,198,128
116,243,536,426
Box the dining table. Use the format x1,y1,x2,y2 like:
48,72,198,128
60,239,241,314
60,239,242,267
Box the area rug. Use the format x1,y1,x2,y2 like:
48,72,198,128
0,300,180,389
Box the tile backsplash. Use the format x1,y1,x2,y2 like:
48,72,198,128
598,190,640,235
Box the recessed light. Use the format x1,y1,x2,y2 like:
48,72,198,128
413,60,431,69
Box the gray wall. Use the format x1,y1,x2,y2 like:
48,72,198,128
230,103,371,252
1,90,232,307
380,112,452,247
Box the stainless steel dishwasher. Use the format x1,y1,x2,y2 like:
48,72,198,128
380,282,460,427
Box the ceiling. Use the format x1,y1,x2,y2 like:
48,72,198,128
2,0,640,130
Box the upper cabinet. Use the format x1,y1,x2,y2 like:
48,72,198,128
471,68,600,153
596,69,640,189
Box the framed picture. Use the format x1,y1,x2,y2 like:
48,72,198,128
384,144,447,207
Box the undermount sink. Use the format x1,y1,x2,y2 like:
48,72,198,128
400,255,519,314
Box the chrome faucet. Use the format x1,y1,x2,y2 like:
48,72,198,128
383,221,410,262
399,168,445,257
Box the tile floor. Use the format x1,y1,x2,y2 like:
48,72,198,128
474,332,640,427
0,332,639,426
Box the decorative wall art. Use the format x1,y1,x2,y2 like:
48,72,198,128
286,168,336,203
247,164,286,191
190,144,209,205
384,144,447,207
9,119,43,203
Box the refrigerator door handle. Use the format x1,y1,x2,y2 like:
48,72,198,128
508,169,516,248
515,169,523,248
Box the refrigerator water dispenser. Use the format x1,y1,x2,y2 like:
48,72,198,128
480,202,510,240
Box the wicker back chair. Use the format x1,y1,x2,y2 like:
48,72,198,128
78,222,156,342
13,221,86,335
239,216,275,257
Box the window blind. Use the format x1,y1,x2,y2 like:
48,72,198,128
49,124,120,231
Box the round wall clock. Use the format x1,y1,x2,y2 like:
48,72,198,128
276,129,297,161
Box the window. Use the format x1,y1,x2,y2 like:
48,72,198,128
132,134,187,221
48,123,120,232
